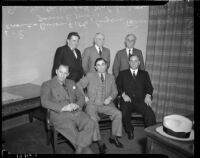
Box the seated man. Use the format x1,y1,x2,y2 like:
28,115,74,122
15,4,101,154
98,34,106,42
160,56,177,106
40,64,95,154
77,58,123,154
116,54,156,140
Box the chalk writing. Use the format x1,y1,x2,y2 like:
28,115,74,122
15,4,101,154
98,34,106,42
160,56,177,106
3,6,148,39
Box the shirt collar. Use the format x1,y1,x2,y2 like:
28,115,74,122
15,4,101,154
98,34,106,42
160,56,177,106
95,45,102,52
130,68,138,75
126,48,133,55
98,72,105,78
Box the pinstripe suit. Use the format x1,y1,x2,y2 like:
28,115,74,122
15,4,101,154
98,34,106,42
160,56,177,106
77,72,122,141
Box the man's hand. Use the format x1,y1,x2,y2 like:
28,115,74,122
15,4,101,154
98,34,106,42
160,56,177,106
104,96,112,105
61,103,79,112
122,92,131,102
144,94,152,106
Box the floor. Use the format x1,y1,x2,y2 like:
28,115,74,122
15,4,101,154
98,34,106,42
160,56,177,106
3,120,147,154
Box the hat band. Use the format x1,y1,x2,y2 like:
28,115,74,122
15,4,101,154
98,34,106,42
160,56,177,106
163,125,190,138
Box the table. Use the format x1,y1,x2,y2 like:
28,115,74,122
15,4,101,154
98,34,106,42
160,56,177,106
2,83,41,120
145,123,194,158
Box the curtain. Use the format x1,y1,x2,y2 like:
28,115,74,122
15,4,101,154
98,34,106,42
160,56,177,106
145,1,194,122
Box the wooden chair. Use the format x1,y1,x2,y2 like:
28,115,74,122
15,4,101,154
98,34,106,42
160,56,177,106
45,108,75,154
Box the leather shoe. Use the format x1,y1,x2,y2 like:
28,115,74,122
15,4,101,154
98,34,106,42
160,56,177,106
128,129,134,140
109,137,123,148
99,144,107,154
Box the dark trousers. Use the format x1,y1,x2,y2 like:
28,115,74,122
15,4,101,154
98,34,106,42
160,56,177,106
120,101,156,132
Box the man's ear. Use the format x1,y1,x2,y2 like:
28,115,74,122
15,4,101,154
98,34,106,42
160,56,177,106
55,69,58,75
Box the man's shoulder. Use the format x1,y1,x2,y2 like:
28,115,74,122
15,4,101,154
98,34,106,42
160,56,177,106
65,79,75,85
102,46,110,52
118,69,130,75
84,46,95,51
117,48,126,53
133,48,142,53
42,78,56,87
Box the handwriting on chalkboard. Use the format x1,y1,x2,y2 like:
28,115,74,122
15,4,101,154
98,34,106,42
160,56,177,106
3,6,147,39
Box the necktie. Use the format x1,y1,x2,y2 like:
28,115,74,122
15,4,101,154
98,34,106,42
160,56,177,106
73,50,77,59
132,71,136,79
99,48,102,56
101,73,104,82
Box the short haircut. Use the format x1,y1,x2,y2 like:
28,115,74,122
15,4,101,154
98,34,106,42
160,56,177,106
94,57,107,66
125,33,137,41
56,63,69,71
67,32,80,40
129,53,140,61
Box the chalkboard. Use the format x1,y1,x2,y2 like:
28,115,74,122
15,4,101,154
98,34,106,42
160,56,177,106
2,6,149,87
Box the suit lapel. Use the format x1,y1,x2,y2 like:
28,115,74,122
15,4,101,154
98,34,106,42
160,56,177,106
64,80,73,102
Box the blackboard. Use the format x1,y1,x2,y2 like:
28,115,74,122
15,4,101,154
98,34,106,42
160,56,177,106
2,6,149,86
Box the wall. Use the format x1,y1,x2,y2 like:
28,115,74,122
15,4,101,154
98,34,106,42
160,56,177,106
2,6,149,87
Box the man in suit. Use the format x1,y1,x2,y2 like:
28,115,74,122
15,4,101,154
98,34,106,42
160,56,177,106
116,54,156,140
51,32,84,83
41,64,95,154
82,33,110,74
112,33,145,79
77,58,123,154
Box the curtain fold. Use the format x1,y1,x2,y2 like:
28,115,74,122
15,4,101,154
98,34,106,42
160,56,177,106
146,1,194,122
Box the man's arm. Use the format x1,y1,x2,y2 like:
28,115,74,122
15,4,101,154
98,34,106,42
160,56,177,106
138,50,145,70
107,48,111,69
51,47,63,78
76,74,89,96
40,82,69,112
144,71,153,96
73,83,85,110
82,48,89,75
112,52,120,79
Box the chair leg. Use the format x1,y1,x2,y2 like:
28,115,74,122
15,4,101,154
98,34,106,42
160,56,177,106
46,130,51,145
52,129,57,154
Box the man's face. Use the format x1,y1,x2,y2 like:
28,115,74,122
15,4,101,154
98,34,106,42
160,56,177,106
125,35,136,49
95,60,107,73
67,35,79,50
129,55,140,70
95,34,105,47
56,65,69,83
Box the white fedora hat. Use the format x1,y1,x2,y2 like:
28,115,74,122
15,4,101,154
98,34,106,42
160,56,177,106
156,114,194,141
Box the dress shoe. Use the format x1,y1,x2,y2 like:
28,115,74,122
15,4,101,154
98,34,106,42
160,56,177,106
109,137,124,148
99,144,107,154
128,129,134,140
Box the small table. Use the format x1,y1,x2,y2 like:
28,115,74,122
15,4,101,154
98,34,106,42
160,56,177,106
145,123,194,158
2,83,41,120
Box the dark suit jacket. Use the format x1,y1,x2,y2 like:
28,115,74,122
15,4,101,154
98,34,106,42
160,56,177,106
112,48,145,78
51,44,84,83
116,69,153,103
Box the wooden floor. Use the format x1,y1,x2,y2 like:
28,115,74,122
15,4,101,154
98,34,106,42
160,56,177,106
3,120,147,154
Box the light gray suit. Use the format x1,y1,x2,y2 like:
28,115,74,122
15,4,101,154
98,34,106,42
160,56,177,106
82,46,110,74
77,72,122,141
40,77,95,148
112,48,145,78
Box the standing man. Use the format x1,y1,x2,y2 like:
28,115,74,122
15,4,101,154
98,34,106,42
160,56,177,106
41,64,95,154
77,58,123,154
116,54,156,140
112,33,145,79
51,32,84,83
82,33,110,74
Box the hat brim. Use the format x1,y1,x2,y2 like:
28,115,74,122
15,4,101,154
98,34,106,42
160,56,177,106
156,126,194,141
